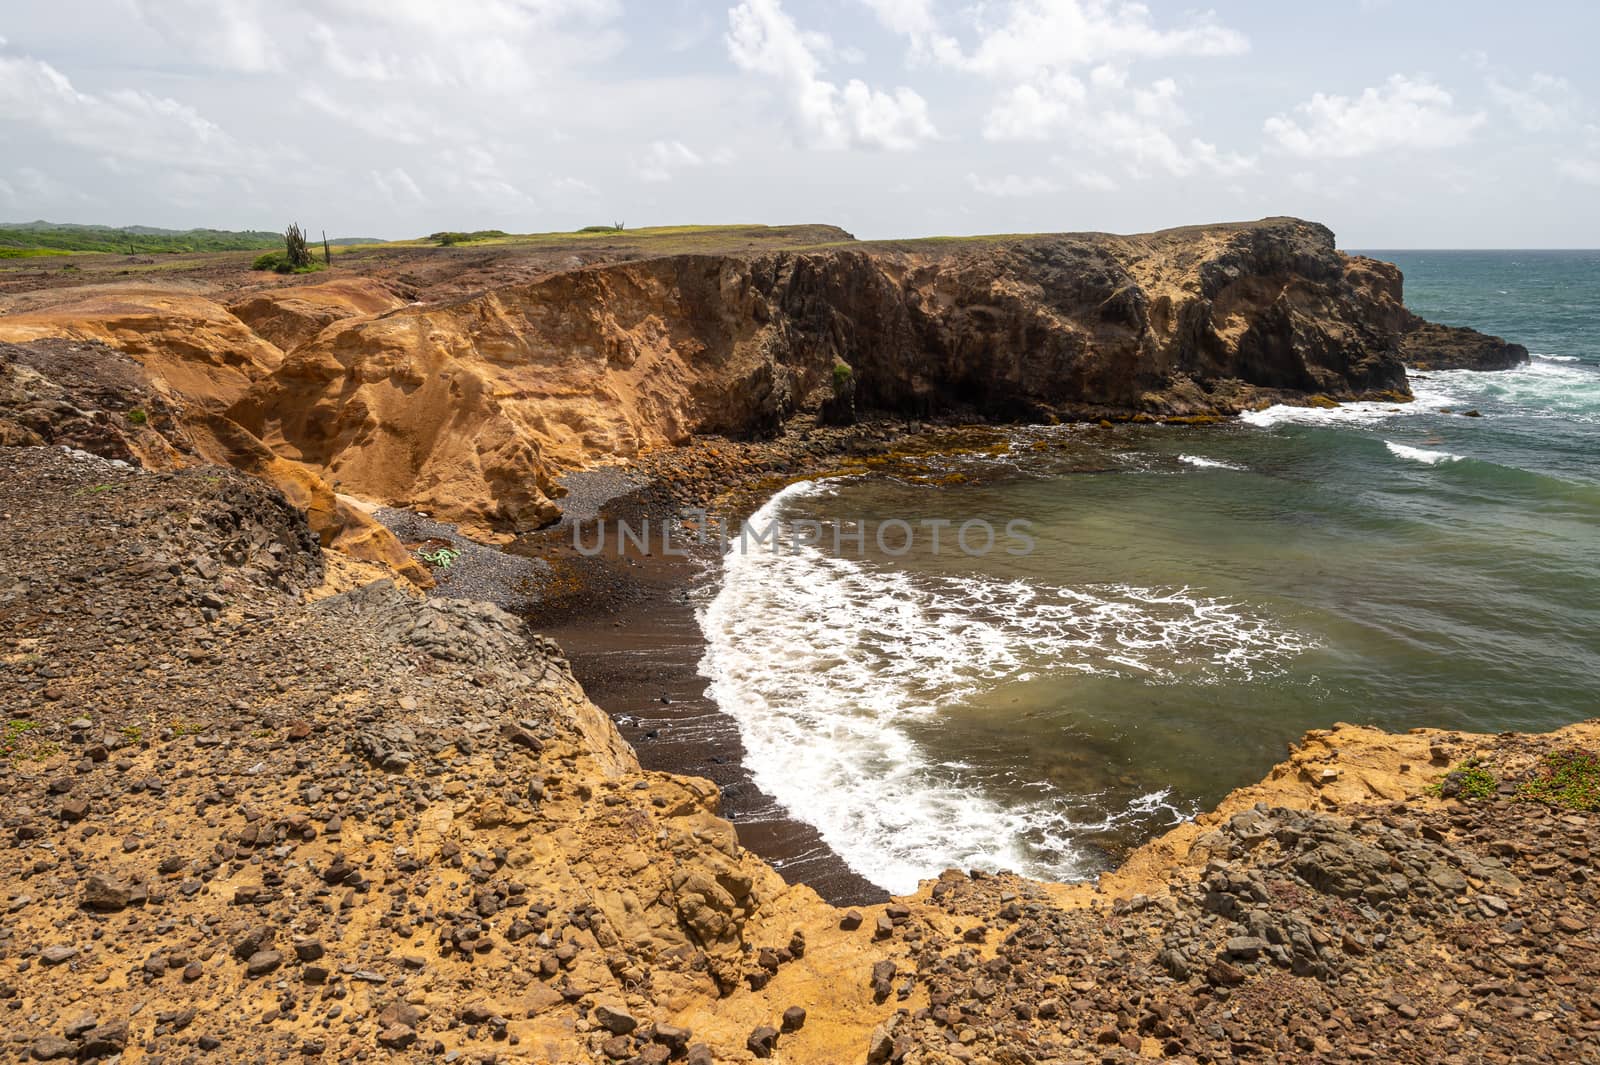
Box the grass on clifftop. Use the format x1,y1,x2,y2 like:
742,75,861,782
370,223,858,255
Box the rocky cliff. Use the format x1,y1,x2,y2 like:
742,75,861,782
2,218,1432,542
229,218,1419,539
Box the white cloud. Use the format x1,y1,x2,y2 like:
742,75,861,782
299,86,432,144
547,175,600,201
308,23,403,82
1265,75,1486,159
129,0,283,73
727,0,937,150
966,172,1059,197
1072,169,1117,192
863,3,1251,178
988,66,1254,178
1188,139,1256,179
438,146,536,209
938,0,1248,78
635,140,706,183
371,167,425,206
130,1,625,93
632,140,736,183
1488,73,1578,133
858,0,938,37
1559,158,1600,185
0,55,252,170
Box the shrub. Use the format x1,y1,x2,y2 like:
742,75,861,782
429,230,509,246
126,407,148,426
251,250,324,275
831,361,854,395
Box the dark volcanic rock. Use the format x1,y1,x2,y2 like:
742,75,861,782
746,1025,778,1058
1403,320,1530,371
80,875,132,912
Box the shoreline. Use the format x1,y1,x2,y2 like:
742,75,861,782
511,418,993,906
507,414,1142,903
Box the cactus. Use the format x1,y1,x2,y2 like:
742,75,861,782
284,223,313,269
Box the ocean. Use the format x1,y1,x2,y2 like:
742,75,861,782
695,250,1600,896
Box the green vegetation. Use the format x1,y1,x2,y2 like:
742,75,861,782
3,719,36,751
415,544,462,568
284,222,314,270
1519,750,1600,811
2,719,55,760
1431,758,1498,801
126,407,148,426
1431,750,1600,811
361,223,851,255
430,229,511,246
0,221,281,255
251,251,327,275
832,361,854,395
0,247,73,259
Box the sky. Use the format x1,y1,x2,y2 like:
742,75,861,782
2,1,1598,247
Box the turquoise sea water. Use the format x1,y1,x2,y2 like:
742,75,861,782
697,251,1600,895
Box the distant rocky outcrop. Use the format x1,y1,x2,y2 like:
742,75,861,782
1342,252,1530,371
1401,320,1531,371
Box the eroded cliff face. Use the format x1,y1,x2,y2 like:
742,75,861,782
0,218,1463,542
212,218,1412,539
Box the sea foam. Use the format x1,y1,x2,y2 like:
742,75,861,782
695,480,1312,894
1179,454,1246,471
1385,441,1464,466
1239,396,1442,428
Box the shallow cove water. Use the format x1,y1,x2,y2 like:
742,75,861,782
696,251,1600,896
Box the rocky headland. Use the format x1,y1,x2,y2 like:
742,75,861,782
1,218,1589,1064
0,217,1509,543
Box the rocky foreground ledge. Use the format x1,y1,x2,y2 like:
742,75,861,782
3,445,1598,1065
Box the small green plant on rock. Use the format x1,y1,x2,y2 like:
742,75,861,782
1519,749,1600,811
126,407,148,425
1430,758,1497,801
3,719,36,755
831,361,853,395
